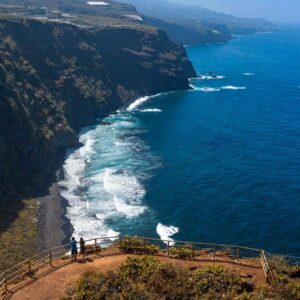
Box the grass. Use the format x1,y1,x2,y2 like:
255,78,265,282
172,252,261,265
0,199,39,273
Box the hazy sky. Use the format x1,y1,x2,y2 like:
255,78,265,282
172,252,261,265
171,0,300,23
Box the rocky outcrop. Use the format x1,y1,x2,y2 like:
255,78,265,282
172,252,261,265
0,18,195,202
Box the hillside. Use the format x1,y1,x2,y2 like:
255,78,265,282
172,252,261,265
0,0,136,16
122,0,277,45
0,16,195,232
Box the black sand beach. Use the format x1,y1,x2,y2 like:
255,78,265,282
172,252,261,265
37,169,73,250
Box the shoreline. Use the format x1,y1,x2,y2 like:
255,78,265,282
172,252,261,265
37,160,74,250
36,88,189,250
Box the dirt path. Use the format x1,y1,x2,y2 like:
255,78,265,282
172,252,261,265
7,254,266,300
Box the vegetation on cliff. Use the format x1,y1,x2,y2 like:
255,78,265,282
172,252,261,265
0,199,38,272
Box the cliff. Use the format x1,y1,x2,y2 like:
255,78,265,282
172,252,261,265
122,0,277,45
0,17,195,206
144,16,231,45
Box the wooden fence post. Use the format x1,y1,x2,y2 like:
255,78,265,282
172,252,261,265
236,247,240,262
94,239,97,254
28,260,32,273
167,241,170,256
49,250,53,267
213,247,216,260
4,275,8,292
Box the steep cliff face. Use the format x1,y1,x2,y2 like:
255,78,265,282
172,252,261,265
0,18,195,201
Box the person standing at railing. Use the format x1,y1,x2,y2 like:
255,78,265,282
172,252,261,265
80,238,86,262
70,237,78,262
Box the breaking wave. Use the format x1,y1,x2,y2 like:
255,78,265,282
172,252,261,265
127,93,164,111
190,84,221,92
59,101,162,241
127,96,150,111
222,86,246,90
156,223,179,245
139,108,162,113
197,75,225,80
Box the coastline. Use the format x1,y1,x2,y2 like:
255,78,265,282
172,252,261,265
37,159,74,250
36,95,160,249
39,89,188,247
37,172,73,250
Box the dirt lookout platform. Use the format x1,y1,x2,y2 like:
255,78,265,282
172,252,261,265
0,236,279,299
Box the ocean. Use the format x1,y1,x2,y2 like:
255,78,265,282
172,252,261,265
59,25,300,255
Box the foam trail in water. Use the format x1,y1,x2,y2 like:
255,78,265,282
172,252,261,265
222,86,246,90
156,223,179,245
127,96,150,111
139,108,162,113
190,84,221,92
127,93,166,111
192,75,225,80
242,73,255,76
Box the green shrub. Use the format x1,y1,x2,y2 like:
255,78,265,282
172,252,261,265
276,281,300,300
269,255,291,275
169,245,196,259
118,237,159,255
193,265,254,296
269,254,300,299
85,244,102,254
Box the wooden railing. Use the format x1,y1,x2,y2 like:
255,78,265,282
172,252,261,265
1,235,292,296
0,236,119,296
260,250,276,285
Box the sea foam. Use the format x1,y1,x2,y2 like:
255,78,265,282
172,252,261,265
197,75,225,80
139,108,162,113
127,96,150,111
127,93,165,111
242,73,255,76
59,108,161,242
222,86,246,90
59,130,120,241
156,223,179,245
189,84,221,92
103,168,147,218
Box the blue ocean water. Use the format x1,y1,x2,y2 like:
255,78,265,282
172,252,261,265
60,26,300,255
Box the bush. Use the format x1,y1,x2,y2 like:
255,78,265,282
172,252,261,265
118,237,159,255
276,281,300,300
169,245,196,259
193,265,254,296
268,254,300,300
85,244,102,254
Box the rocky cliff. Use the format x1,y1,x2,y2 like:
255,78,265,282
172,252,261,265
0,17,195,204
122,0,277,45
